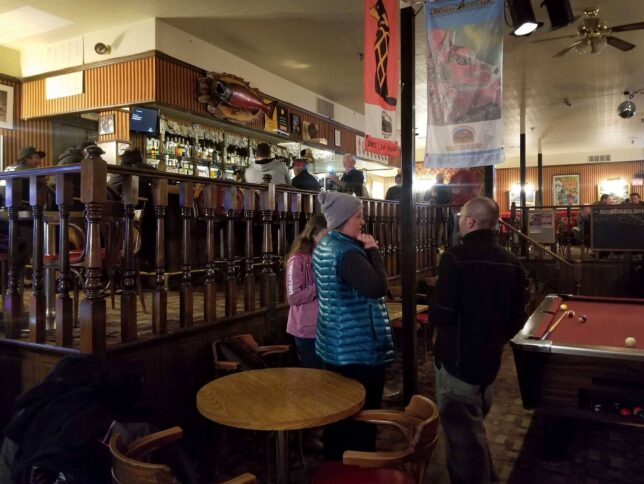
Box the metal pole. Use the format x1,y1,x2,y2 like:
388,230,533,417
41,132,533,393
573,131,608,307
400,5,417,403
537,151,543,206
519,133,528,256
484,165,494,198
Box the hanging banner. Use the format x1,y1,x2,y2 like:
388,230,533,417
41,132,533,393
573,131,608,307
364,0,400,157
424,0,504,168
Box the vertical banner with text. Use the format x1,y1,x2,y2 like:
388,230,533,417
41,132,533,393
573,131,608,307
424,0,504,168
364,0,400,158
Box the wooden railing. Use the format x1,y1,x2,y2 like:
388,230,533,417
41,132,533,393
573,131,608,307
0,161,434,356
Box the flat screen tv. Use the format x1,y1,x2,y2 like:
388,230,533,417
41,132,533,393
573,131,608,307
130,106,159,134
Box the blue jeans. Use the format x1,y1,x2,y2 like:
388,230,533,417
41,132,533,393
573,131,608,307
435,363,498,484
293,337,324,369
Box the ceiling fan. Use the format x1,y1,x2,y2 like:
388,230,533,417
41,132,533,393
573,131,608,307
534,7,644,58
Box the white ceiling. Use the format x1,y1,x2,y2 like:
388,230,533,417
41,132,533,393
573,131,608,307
2,0,644,163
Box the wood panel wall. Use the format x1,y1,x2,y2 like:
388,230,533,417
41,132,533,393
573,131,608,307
21,57,156,119
17,52,393,165
0,77,52,167
495,160,644,212
97,109,130,143
154,56,362,155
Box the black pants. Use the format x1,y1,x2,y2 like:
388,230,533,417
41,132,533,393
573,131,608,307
323,364,386,461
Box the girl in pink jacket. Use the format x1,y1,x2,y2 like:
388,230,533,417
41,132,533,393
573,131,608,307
286,214,328,368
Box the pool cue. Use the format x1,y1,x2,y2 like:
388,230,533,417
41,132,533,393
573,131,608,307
541,310,571,340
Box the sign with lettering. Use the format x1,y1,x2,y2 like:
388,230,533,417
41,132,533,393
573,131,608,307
591,206,644,251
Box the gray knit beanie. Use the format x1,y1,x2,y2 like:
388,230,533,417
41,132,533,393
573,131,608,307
318,191,362,230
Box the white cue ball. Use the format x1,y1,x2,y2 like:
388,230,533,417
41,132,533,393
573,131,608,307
625,337,637,348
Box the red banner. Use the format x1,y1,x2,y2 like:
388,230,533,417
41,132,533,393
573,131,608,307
365,135,401,157
364,0,399,156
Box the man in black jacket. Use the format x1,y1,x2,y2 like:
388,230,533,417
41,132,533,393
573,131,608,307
291,159,321,191
429,197,526,484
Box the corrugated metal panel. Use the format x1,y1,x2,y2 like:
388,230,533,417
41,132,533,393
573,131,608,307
496,161,644,211
21,57,156,118
0,78,52,167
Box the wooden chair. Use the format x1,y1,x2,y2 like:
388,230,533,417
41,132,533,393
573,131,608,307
109,426,256,484
212,333,290,374
311,395,440,484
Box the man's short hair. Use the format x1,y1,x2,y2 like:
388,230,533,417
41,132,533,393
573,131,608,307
462,197,499,230
631,192,639,198
256,143,271,159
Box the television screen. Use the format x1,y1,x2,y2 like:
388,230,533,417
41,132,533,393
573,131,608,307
130,107,158,134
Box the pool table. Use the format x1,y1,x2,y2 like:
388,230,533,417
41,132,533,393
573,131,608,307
511,294,644,426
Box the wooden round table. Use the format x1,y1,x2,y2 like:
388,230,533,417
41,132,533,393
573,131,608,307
197,367,365,483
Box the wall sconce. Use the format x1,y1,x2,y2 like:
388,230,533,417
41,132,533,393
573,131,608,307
508,0,543,36
94,42,111,55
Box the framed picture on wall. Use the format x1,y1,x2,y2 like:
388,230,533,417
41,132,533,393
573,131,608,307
334,129,342,147
0,84,14,130
290,113,301,139
98,114,115,135
553,174,580,206
598,179,630,203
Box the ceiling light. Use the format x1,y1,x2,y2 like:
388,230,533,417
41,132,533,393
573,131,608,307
541,0,576,31
590,37,607,55
508,0,543,36
575,39,591,55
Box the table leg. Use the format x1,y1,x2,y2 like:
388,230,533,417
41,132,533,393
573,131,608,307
275,430,289,484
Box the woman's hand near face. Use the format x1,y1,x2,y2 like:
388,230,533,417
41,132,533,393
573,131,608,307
357,233,378,249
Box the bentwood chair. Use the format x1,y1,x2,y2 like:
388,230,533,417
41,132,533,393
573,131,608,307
312,395,440,484
109,426,256,484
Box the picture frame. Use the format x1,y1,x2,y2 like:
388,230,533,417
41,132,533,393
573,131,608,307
597,178,630,204
290,113,301,139
0,84,14,130
553,174,580,206
98,114,115,135
334,128,342,147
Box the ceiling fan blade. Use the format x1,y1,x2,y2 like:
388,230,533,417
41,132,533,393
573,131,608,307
606,36,636,51
554,40,584,58
532,34,578,44
610,22,644,33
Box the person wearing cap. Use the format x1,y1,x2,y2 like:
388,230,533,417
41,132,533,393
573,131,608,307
244,142,290,185
313,191,394,460
109,147,156,197
290,159,321,191
5,146,45,171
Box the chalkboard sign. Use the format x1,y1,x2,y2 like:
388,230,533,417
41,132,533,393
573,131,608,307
591,206,644,251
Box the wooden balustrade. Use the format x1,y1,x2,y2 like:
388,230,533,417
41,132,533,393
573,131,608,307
0,164,436,355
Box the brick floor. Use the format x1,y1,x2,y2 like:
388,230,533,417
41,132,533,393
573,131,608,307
211,345,644,483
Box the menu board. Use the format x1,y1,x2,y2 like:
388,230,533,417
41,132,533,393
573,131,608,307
591,206,644,251
527,209,556,244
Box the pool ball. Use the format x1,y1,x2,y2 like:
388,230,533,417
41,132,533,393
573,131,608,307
578,315,588,323
620,408,632,417
567,310,575,318
593,403,603,413
634,406,643,416
560,304,568,311
625,337,637,348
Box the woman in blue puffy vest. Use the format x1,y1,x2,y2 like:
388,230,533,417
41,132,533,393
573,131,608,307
313,191,394,460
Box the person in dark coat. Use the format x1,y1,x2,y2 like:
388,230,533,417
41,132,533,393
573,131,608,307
430,197,526,484
290,159,321,191
0,354,143,484
385,173,402,201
